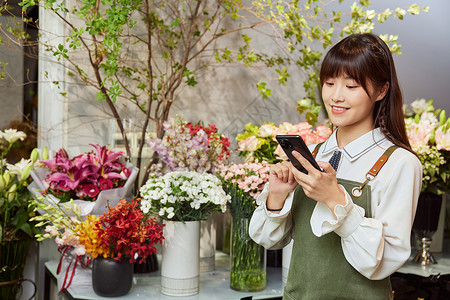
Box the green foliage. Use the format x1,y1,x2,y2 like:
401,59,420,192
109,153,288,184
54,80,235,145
225,0,429,125
9,0,429,179
0,132,43,242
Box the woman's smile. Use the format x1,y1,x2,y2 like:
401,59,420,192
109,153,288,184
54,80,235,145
331,105,349,114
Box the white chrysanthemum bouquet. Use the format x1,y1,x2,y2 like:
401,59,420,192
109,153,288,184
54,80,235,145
139,171,230,221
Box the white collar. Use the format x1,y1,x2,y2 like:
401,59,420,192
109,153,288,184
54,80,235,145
320,128,388,161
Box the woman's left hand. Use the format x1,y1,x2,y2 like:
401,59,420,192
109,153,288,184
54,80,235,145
290,150,346,214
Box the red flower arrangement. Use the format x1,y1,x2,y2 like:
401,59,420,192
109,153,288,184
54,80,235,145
31,197,164,291
90,199,164,263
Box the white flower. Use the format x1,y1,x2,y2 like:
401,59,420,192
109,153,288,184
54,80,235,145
435,126,450,151
139,170,230,221
420,112,439,127
7,158,32,179
158,207,167,217
410,98,428,115
1,129,27,144
166,207,175,219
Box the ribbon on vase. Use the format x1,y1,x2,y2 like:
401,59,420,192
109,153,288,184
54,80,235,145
57,245,92,293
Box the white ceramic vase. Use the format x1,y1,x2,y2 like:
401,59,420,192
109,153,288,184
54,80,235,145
161,220,200,296
200,213,216,272
282,240,293,285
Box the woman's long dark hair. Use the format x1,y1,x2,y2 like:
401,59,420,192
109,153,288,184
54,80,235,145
319,33,414,154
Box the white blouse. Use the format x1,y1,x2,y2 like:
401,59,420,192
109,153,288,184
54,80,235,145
249,128,422,280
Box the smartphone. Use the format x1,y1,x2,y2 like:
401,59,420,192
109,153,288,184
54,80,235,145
275,135,321,174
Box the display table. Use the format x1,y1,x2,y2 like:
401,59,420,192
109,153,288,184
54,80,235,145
398,251,450,277
44,252,283,300
44,247,450,300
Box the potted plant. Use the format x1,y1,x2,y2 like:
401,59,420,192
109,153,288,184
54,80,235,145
0,129,42,299
30,197,164,296
404,99,450,264
139,170,230,296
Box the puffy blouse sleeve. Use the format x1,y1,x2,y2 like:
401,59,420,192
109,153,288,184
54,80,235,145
310,152,422,279
249,183,295,250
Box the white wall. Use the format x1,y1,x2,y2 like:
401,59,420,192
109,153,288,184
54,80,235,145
0,16,23,129
372,0,450,112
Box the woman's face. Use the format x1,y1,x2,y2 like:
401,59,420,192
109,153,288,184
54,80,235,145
322,75,386,138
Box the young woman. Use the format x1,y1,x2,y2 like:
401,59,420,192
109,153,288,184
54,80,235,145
249,33,422,299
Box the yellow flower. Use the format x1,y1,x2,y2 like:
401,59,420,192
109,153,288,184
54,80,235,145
75,215,108,259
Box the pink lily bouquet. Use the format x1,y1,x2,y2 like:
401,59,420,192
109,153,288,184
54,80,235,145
28,144,139,215
236,121,332,163
405,99,450,195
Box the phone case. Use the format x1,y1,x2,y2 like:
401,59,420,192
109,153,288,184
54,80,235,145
275,135,321,174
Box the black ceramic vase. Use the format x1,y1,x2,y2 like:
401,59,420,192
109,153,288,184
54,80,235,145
92,258,133,297
412,192,443,265
266,249,282,268
133,253,158,273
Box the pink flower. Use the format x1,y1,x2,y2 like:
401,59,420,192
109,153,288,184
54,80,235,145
316,125,332,139
45,225,59,236
238,136,259,152
259,124,277,137
74,245,86,256
407,120,434,148
99,178,114,190
435,127,450,151
274,145,288,160
83,184,100,198
292,122,313,134
302,132,320,145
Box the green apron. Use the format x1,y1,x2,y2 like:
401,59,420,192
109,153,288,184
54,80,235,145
283,146,397,300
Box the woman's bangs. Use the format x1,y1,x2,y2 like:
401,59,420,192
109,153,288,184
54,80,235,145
320,51,367,85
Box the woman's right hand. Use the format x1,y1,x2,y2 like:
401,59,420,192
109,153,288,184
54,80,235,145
266,161,298,212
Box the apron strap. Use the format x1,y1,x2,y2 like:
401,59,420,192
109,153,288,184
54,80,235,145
312,142,324,158
312,143,398,177
351,145,399,197
311,142,399,197
367,145,398,177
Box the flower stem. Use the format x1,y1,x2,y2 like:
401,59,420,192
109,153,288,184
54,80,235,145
230,216,266,292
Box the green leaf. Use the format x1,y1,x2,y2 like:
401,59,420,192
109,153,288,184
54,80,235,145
256,80,272,100
275,67,290,86
439,110,447,126
408,4,421,15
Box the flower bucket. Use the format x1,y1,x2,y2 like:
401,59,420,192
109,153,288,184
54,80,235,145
200,213,216,272
0,236,32,299
230,216,266,292
161,220,200,296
